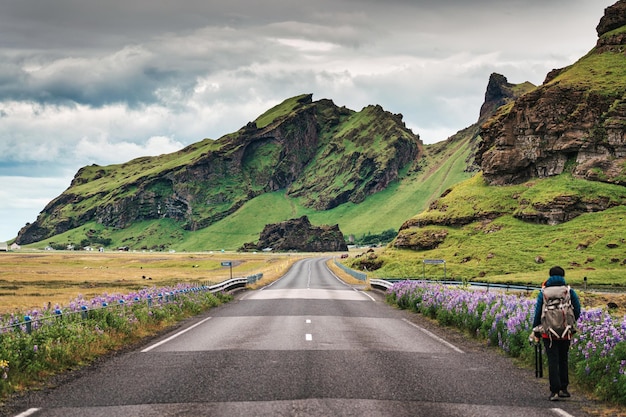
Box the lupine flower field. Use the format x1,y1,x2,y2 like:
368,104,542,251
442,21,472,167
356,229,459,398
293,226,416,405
386,280,626,404
2,277,625,405
0,284,231,398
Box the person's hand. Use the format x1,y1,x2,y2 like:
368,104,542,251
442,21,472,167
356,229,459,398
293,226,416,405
529,332,540,345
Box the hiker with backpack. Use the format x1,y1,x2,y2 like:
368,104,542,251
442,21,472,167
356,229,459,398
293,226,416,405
531,266,581,401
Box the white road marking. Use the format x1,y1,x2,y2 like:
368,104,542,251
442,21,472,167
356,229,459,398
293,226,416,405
306,319,311,323
550,408,576,417
245,288,369,300
13,409,40,417
357,289,376,301
141,317,213,352
402,318,464,354
306,333,313,341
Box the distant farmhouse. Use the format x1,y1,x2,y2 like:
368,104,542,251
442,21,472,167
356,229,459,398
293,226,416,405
0,242,21,251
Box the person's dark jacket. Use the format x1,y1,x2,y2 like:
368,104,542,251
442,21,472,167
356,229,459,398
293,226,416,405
532,275,581,339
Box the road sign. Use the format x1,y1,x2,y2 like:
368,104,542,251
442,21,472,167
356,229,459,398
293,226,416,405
221,261,233,279
422,259,446,279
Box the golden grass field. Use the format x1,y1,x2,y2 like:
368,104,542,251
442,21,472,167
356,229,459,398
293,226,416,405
1,249,622,317
0,250,346,315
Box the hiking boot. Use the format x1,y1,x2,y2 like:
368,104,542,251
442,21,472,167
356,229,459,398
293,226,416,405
549,392,560,401
559,389,571,398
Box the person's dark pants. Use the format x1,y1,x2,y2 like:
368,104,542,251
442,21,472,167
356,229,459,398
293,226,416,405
543,338,570,393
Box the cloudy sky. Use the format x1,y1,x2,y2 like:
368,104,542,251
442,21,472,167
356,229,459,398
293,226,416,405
0,0,615,242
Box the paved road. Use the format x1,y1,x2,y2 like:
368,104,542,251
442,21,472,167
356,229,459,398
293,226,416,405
6,257,593,417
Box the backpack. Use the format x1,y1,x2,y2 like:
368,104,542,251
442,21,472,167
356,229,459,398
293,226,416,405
540,285,577,341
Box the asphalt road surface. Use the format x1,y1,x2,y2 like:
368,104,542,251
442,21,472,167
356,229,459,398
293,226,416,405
4,257,595,417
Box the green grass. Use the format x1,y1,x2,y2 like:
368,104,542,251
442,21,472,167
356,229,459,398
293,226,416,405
378,167,626,285
550,48,626,95
407,171,626,225
368,200,626,286
254,94,314,128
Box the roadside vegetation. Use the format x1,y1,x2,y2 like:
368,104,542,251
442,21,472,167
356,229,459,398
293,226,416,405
0,250,305,402
0,284,231,400
386,281,626,407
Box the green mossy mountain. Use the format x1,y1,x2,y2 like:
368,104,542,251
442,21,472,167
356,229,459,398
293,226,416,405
16,94,422,247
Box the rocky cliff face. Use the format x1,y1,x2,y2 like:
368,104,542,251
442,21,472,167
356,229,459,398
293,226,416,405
597,0,626,36
17,94,421,245
240,216,348,252
476,0,626,186
478,73,530,124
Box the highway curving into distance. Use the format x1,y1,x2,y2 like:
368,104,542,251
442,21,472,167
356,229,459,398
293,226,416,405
6,257,593,417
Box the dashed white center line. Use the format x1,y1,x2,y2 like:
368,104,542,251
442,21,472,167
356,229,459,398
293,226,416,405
305,318,312,341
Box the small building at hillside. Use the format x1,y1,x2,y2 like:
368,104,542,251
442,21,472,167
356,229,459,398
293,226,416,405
0,242,7,251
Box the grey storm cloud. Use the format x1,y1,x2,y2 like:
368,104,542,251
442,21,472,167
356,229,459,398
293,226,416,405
0,0,611,110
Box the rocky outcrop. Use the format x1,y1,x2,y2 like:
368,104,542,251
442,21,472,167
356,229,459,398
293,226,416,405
476,0,626,187
514,194,619,225
478,73,528,123
240,216,348,252
597,0,626,37
393,228,448,251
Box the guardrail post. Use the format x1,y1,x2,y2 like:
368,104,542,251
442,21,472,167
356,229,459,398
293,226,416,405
24,315,32,334
81,305,88,320
147,295,152,307
55,308,63,320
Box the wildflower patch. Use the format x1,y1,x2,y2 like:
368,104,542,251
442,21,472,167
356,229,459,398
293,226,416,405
387,280,626,405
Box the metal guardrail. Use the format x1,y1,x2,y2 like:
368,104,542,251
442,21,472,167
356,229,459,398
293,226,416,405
208,277,248,292
1,273,263,334
369,279,394,291
335,260,538,293
333,259,367,281
369,278,539,293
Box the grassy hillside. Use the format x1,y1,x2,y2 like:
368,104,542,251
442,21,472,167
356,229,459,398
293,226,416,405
550,29,626,95
26,132,475,252
362,173,626,286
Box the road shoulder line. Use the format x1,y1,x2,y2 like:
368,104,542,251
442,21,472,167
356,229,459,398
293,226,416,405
141,317,213,353
402,318,465,354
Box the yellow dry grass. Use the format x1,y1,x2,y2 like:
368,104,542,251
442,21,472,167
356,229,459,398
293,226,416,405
0,251,309,314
